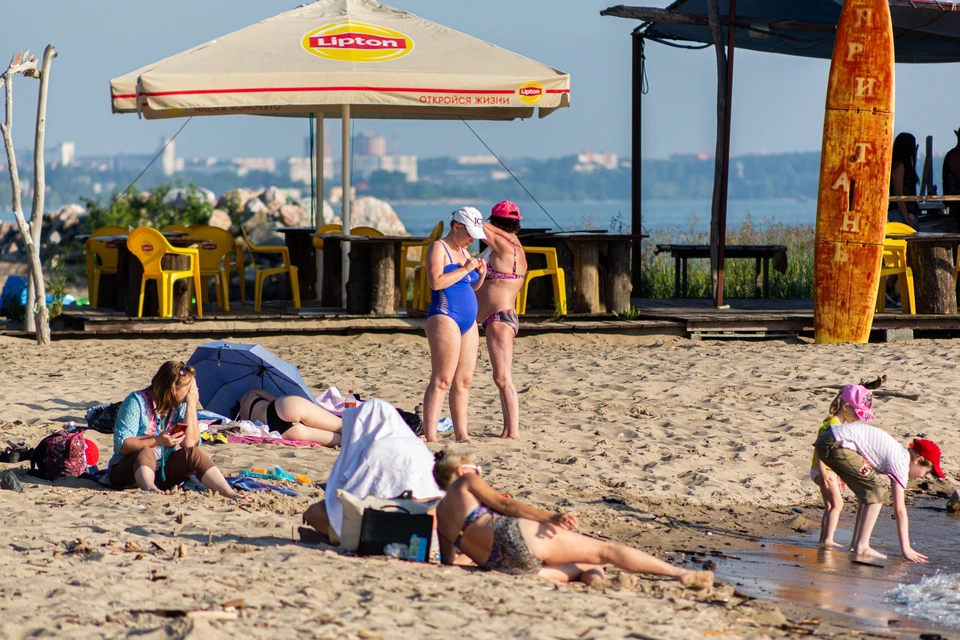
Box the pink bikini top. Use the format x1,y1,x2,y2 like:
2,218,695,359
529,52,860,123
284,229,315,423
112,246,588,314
485,243,524,281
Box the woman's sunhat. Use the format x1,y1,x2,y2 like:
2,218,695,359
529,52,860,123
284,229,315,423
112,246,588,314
840,384,875,422
490,200,522,221
451,207,487,240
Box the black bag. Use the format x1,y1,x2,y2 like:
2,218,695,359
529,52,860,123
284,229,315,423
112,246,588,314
357,505,433,556
84,402,122,434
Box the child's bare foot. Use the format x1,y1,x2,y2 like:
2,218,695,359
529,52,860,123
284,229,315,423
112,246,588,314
499,430,520,440
679,570,714,590
455,437,471,444
819,540,844,549
851,546,887,560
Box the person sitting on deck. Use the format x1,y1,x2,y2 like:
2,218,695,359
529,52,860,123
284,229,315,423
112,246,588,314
432,448,714,588
109,361,244,499
889,132,920,229
234,388,342,447
943,128,960,231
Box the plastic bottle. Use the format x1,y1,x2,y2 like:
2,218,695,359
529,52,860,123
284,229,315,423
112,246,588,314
344,390,358,410
67,421,77,431
383,543,409,559
408,534,428,563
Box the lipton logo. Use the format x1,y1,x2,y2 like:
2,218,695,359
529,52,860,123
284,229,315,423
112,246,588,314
517,81,544,105
141,243,154,252
302,21,414,62
201,243,217,250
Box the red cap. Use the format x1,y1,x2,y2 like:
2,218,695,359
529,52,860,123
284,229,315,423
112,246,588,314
491,200,522,221
910,439,945,479
83,438,100,466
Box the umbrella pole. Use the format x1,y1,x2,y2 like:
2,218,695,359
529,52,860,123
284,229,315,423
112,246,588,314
341,104,352,309
315,111,324,227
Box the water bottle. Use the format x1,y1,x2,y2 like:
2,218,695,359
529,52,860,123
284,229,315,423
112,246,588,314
344,390,358,410
67,421,77,431
383,543,409,559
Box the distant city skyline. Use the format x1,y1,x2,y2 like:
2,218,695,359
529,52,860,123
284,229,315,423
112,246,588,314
6,1,960,162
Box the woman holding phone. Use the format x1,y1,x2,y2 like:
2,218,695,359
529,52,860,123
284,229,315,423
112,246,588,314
108,360,243,499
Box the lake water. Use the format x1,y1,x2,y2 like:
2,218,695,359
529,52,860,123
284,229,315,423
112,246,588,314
0,198,818,235
715,499,960,633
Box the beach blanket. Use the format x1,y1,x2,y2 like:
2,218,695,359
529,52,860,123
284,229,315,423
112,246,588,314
227,476,299,496
325,399,443,538
226,435,323,448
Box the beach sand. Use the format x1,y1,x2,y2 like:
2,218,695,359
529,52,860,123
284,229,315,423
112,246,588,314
0,333,955,639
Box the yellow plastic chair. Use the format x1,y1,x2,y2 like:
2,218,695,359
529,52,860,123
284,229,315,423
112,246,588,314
240,228,301,313
186,226,240,312
312,223,343,251
161,224,192,235
127,227,203,318
875,222,916,314
85,225,129,309
350,226,384,237
190,224,246,306
517,247,568,315
403,221,443,308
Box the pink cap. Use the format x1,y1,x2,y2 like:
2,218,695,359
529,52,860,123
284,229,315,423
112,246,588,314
840,384,875,422
490,200,522,221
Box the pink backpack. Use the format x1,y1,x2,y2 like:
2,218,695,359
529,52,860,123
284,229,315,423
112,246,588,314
29,429,87,480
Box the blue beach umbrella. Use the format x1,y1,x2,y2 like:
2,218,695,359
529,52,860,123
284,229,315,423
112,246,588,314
186,341,316,417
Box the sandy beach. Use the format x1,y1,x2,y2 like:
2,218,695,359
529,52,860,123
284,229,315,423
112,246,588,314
0,332,956,639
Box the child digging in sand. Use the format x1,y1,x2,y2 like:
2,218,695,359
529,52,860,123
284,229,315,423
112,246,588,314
433,448,714,589
813,406,945,563
811,385,874,548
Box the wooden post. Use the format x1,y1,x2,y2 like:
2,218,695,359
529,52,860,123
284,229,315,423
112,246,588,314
369,241,396,315
907,240,957,314
606,239,631,313
631,33,644,295
346,242,370,314
574,242,602,314
320,239,342,307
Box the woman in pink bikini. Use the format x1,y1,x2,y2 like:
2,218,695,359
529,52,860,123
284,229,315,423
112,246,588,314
477,201,527,440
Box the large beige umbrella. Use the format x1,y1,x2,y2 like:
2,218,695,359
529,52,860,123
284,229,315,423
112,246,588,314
110,0,570,306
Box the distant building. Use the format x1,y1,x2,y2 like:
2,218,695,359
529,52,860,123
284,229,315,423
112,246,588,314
379,155,418,182
232,157,276,176
59,142,75,167
574,152,618,172
353,132,387,157
456,155,499,166
160,137,178,176
287,156,335,185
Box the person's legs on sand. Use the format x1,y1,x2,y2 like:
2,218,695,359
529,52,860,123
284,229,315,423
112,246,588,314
850,502,886,559
280,424,341,447
538,563,606,585
450,324,479,442
275,396,342,433
303,501,331,537
423,315,462,442
486,322,519,440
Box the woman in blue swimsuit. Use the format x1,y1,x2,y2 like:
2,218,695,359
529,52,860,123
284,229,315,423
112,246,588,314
423,207,487,442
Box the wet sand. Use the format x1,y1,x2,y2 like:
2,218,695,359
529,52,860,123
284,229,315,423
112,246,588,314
0,333,958,638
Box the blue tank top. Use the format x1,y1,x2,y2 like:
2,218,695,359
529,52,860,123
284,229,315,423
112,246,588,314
427,241,479,334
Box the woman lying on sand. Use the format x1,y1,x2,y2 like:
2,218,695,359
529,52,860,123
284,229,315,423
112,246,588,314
235,388,342,447
109,361,244,499
433,449,713,588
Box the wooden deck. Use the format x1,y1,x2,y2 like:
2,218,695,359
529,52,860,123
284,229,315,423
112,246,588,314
3,298,957,341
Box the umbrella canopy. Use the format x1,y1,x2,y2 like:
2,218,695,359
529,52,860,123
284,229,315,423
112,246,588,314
186,341,315,417
110,0,570,121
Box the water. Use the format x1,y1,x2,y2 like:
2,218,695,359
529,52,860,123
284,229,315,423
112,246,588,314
391,198,815,236
0,199,817,234
715,499,960,633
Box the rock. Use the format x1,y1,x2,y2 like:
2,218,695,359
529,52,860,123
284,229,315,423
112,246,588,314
164,187,216,208
243,197,268,217
788,515,816,533
0,470,24,492
346,196,407,235
48,231,61,245
752,607,789,627
240,210,282,246
207,209,233,231
278,203,308,227
218,188,257,212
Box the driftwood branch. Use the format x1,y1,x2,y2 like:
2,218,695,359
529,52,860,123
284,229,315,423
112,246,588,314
789,386,920,402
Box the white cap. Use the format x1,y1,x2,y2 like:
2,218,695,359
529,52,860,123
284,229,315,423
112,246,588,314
451,206,487,240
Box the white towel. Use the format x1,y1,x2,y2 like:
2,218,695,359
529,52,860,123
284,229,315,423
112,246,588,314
325,399,443,537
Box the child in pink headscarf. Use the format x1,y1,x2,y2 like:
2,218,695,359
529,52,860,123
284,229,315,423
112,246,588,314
811,385,875,548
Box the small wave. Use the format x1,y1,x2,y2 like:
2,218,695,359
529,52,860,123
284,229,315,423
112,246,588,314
890,573,960,628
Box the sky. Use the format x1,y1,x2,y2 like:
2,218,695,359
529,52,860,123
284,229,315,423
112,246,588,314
4,0,960,161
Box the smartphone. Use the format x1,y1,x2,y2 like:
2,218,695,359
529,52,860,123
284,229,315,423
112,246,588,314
170,422,189,436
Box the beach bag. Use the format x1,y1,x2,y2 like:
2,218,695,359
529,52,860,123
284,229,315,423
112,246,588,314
357,505,434,557
29,429,87,480
84,402,122,434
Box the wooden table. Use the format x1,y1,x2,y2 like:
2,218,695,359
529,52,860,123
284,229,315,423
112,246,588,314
653,244,789,299
104,235,208,318
521,232,647,314
312,234,428,315
275,227,319,302
891,232,960,314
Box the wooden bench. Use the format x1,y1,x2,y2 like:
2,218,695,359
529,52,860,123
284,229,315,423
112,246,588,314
654,244,788,298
